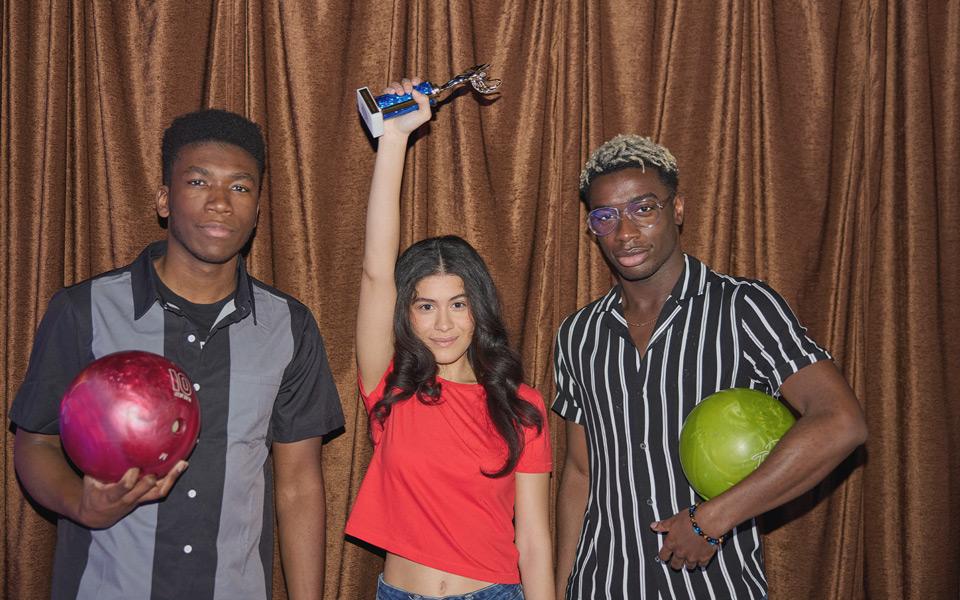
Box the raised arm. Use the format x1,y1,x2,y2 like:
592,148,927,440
356,78,433,392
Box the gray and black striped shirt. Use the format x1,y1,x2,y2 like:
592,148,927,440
11,242,344,600
553,254,829,599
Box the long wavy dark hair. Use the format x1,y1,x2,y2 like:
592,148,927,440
371,235,543,478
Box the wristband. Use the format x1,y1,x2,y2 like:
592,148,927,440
688,503,726,546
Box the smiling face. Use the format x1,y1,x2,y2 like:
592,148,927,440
408,273,476,379
156,141,260,268
586,167,684,285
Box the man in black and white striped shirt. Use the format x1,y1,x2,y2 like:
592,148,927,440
553,135,867,599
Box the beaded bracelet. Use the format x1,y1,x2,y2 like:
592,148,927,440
688,503,726,546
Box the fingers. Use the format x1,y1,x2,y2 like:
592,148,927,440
119,473,159,504
656,538,715,571
93,467,140,503
383,79,414,96
662,549,702,571
650,519,668,532
154,461,189,497
382,77,424,96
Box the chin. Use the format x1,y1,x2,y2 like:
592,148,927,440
186,244,243,265
431,347,470,366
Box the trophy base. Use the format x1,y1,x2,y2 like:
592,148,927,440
356,87,384,138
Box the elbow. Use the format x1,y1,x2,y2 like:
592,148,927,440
558,462,589,495
834,408,867,453
849,412,868,447
516,532,552,569
276,476,325,515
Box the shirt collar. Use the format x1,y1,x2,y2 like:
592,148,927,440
598,254,712,321
131,240,256,323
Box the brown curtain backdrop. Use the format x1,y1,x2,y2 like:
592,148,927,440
2,1,957,598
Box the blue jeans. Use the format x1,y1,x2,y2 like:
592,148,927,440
376,574,524,600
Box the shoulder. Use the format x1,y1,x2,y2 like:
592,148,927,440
557,287,618,338
697,261,784,305
697,265,808,330
44,268,122,318
249,277,308,312
249,277,321,330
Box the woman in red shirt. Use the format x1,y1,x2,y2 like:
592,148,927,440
345,78,554,600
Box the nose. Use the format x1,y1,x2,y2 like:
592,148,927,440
206,184,232,213
434,308,453,332
614,212,642,240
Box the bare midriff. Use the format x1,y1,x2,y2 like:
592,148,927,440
383,553,494,596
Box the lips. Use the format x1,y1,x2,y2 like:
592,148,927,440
430,336,459,348
614,246,650,268
197,222,235,239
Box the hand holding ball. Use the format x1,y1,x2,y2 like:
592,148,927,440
59,351,201,482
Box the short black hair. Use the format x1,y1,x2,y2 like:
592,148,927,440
161,109,266,185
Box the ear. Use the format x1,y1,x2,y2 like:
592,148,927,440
673,194,684,227
156,185,170,218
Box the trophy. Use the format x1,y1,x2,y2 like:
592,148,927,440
356,63,502,137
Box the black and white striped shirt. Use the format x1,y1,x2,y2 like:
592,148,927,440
553,255,830,599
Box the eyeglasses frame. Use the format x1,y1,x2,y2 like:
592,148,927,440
586,191,677,237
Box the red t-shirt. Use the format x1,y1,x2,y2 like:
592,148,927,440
344,368,552,583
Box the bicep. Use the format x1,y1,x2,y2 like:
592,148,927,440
356,274,396,392
272,437,324,496
562,421,588,477
779,360,863,422
14,430,64,467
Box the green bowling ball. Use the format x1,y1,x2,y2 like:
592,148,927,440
679,388,795,500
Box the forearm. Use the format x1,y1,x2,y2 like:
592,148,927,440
14,431,83,520
554,470,588,598
698,407,866,535
517,537,554,600
275,438,327,600
277,482,326,600
361,132,409,282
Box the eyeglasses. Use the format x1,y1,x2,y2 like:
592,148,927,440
586,193,675,237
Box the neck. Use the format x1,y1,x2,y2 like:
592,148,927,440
619,251,684,315
154,247,239,305
437,356,477,384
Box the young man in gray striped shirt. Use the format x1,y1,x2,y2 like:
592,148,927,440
553,134,866,599
11,109,344,599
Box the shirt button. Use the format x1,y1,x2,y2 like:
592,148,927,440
187,334,197,343
639,442,647,449
646,498,654,505
193,383,200,391
187,489,197,498
183,545,193,554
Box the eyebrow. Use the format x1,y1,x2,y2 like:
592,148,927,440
621,193,660,203
184,165,256,181
593,193,661,209
413,294,469,303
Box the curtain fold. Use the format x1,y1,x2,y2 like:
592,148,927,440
2,1,956,598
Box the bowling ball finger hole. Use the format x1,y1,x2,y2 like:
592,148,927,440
171,419,183,434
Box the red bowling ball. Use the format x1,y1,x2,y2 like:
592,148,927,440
59,350,201,482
